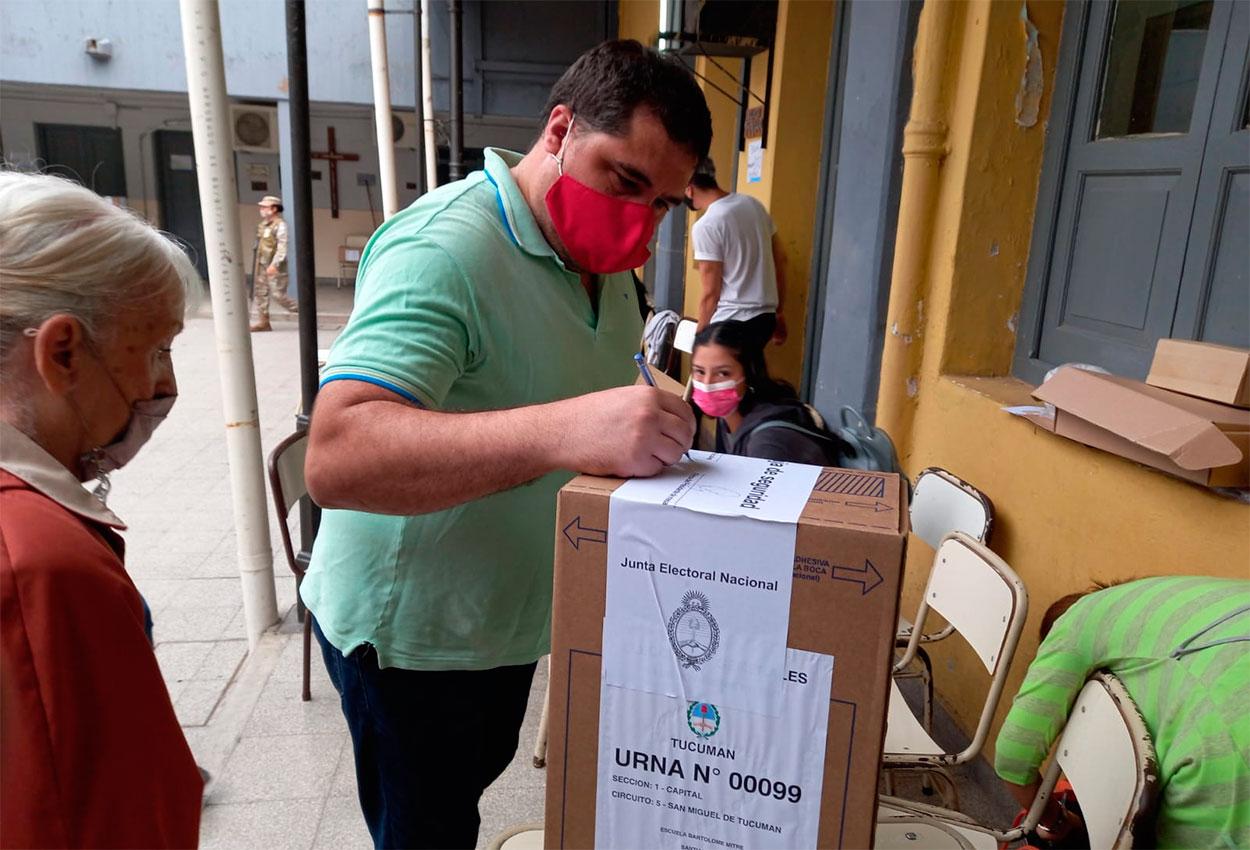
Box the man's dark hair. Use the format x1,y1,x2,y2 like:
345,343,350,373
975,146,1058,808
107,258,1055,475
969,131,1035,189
690,157,719,191
690,172,720,191
543,40,712,161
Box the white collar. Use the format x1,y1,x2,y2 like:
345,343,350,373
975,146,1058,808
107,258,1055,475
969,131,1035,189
0,421,126,529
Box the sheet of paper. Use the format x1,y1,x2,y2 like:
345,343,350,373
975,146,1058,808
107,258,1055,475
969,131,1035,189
611,451,820,524
747,138,763,183
605,452,821,715
595,648,834,850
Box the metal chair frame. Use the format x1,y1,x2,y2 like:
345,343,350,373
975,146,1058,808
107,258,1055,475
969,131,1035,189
885,531,1028,772
889,470,995,801
267,430,314,702
877,672,1159,849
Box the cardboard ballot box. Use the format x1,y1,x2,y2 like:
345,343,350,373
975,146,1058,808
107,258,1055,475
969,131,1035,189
545,464,908,849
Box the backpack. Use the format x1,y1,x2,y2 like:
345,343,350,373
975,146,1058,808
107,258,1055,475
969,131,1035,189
747,405,902,474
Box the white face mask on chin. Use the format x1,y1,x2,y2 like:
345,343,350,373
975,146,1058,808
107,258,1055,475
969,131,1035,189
80,394,177,503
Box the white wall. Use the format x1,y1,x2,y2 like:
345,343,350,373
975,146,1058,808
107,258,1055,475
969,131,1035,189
1,83,537,278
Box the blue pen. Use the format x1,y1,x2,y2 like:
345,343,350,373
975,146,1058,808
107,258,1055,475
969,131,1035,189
634,352,692,462
634,352,657,387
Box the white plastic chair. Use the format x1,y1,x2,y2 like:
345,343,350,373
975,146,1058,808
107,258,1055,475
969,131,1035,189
877,672,1159,849
898,468,994,644
891,468,995,787
883,532,1027,802
486,822,544,850
672,318,698,354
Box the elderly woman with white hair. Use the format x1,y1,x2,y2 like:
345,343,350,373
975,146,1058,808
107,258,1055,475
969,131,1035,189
0,171,204,847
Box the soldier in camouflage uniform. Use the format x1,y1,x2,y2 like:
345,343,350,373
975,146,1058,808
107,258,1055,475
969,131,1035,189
250,195,296,332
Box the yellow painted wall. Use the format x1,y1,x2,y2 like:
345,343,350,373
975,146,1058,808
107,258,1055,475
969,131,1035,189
618,0,660,46
681,54,750,320
680,0,835,387
884,0,1250,756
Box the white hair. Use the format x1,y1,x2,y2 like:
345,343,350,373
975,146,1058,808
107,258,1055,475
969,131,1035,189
0,170,201,380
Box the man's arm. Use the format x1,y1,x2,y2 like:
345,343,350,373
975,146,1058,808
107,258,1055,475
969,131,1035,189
771,234,787,344
306,379,696,515
696,260,724,331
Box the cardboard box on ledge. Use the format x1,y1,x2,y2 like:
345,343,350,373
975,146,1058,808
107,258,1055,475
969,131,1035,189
1146,339,1250,408
1031,366,1250,488
544,466,908,849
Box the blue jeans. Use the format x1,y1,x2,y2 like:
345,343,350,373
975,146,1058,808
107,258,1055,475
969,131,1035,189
314,621,537,849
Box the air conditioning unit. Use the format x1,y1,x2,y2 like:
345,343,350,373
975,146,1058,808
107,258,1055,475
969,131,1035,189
230,104,279,153
391,112,420,150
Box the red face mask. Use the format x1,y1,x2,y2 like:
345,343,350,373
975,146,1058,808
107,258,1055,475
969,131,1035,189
544,118,656,274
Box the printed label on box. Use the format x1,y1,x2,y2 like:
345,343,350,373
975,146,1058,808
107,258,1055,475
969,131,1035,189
594,648,834,850
605,452,821,715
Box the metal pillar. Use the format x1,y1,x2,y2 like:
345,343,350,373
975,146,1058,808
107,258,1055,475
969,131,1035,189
652,206,688,313
411,0,427,196
285,0,322,575
420,0,438,189
367,0,400,218
178,0,279,650
448,0,464,181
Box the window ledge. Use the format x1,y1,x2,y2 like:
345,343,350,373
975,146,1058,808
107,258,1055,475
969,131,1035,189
943,374,1037,406
938,373,1250,503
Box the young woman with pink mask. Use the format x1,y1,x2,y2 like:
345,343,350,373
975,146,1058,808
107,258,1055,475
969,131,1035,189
690,321,847,466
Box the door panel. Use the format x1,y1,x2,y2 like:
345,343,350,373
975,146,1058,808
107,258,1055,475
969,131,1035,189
1035,0,1232,377
1062,172,1177,334
152,131,209,282
1195,170,1248,346
36,123,126,197
1172,0,1249,347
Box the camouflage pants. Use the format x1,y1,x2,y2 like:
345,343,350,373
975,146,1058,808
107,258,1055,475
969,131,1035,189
254,268,296,320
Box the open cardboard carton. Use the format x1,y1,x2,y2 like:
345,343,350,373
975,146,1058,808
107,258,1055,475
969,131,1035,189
545,467,908,848
1025,366,1249,488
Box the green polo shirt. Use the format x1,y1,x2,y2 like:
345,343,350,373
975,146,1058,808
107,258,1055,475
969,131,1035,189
301,148,642,671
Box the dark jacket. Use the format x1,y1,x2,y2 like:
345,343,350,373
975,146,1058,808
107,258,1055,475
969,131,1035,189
714,397,839,466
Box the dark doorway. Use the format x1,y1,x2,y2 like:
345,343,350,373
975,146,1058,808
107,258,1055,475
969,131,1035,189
36,123,126,197
153,130,209,282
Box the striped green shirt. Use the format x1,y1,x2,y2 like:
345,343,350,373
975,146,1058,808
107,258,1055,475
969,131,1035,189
995,576,1250,849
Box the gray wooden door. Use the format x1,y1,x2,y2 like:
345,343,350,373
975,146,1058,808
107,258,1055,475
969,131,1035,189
1037,0,1234,377
153,130,209,282
35,123,126,197
1173,0,1249,347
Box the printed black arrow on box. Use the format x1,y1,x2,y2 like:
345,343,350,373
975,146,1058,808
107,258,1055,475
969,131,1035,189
563,516,607,550
830,560,883,595
844,500,893,513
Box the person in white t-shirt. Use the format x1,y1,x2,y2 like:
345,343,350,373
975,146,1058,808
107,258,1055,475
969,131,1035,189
686,157,787,362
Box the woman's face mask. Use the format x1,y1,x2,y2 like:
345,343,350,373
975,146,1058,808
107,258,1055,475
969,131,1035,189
692,378,744,418
73,334,177,500
82,394,177,477
543,116,657,274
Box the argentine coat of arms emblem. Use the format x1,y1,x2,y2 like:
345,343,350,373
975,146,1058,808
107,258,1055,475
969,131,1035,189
667,590,720,670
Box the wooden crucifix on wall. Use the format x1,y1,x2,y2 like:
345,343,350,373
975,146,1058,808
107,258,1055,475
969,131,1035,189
310,126,360,219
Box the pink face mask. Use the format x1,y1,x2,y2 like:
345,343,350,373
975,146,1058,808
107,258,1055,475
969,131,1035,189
544,117,656,274
692,378,743,418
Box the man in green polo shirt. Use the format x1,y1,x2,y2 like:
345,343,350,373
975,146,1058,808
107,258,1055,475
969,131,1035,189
995,575,1249,848
300,40,710,849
